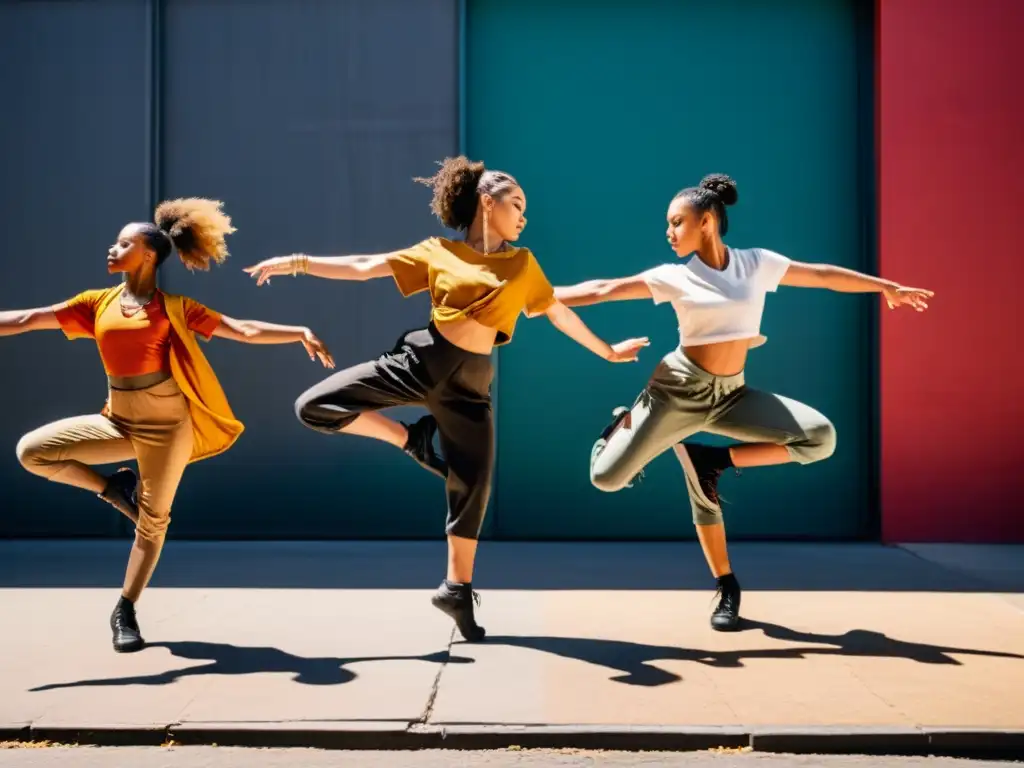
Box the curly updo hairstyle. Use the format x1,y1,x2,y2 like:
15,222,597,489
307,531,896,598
138,198,237,271
674,173,739,236
414,156,519,232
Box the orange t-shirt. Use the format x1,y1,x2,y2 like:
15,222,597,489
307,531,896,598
388,237,556,345
55,289,222,378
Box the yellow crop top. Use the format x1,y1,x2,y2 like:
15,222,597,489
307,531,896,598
388,237,556,345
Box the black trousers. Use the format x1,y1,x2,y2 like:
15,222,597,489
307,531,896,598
294,324,495,540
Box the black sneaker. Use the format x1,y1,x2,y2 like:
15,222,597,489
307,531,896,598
431,581,485,642
402,415,447,479
676,443,735,509
110,596,145,653
593,406,643,488
99,468,139,523
711,574,742,632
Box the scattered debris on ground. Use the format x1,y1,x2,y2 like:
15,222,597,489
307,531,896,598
0,740,80,749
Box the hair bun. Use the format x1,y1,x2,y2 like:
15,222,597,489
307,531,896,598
153,198,234,271
414,156,486,231
699,174,738,206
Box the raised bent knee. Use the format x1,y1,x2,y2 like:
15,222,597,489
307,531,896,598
15,433,51,474
790,420,837,464
589,439,637,493
590,450,636,493
294,391,357,434
293,390,317,427
591,466,632,493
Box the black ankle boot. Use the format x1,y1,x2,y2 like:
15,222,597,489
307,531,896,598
402,415,447,479
710,573,741,632
99,468,138,521
431,580,485,642
110,595,145,653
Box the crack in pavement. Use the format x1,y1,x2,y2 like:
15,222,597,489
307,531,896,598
411,626,457,728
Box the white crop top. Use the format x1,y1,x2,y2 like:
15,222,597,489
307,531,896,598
641,247,791,349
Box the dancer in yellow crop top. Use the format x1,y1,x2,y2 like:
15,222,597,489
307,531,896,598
0,198,333,654
245,156,650,642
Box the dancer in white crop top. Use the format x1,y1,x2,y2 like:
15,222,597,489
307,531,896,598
642,244,791,350
555,173,933,632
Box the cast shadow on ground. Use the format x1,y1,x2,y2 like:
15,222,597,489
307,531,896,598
30,618,1023,693
30,642,473,692
472,618,1024,687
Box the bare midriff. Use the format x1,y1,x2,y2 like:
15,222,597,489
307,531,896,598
434,316,499,356
683,339,751,377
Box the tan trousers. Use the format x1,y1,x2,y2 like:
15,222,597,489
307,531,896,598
16,378,194,544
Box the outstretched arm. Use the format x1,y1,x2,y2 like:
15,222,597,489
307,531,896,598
0,306,62,338
544,301,649,362
780,262,933,311
554,274,653,308
244,253,394,285
211,315,334,368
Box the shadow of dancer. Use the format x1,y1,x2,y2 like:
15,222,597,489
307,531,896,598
31,641,472,691
737,619,1010,665
473,618,1024,686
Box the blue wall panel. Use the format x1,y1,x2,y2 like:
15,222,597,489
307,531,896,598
0,0,150,537
159,0,460,539
0,0,461,539
467,0,871,540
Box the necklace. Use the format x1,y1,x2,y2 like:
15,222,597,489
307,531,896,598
463,238,508,255
120,287,156,318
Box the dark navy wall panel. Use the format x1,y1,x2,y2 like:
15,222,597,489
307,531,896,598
0,0,459,539
158,0,459,538
0,1,149,537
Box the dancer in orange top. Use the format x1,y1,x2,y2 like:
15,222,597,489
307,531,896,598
0,198,334,653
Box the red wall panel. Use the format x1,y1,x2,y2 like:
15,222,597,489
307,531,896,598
879,0,1024,542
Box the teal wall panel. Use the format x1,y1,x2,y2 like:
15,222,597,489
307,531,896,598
467,0,871,539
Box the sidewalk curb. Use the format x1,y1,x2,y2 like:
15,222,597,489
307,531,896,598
406,725,750,752
9,725,167,747
171,722,432,751
5,723,1023,758
0,725,30,743
750,727,926,755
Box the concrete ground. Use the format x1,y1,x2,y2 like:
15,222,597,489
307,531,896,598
0,747,1020,768
0,541,1021,757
